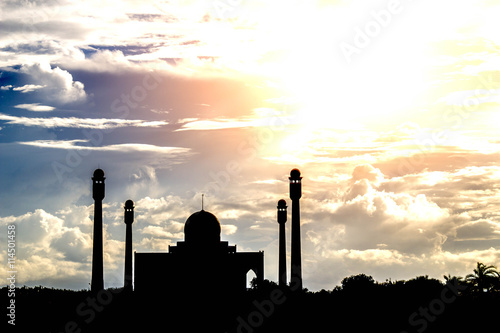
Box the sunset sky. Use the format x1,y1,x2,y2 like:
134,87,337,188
1,0,500,291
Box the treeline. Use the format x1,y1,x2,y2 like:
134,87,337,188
242,262,500,333
2,262,499,332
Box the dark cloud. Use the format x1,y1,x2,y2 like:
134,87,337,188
455,220,500,241
0,20,88,40
86,44,161,56
126,13,178,23
1,40,59,54
0,0,67,9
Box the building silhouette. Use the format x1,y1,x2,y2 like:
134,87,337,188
89,167,304,297
277,199,287,287
91,168,105,292
134,209,264,296
290,168,303,290
123,200,134,292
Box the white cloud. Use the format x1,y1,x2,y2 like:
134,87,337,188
141,225,183,239
67,49,138,73
0,208,92,286
175,118,263,131
175,114,292,131
221,224,238,235
12,84,46,93
0,113,169,128
14,103,55,112
135,195,192,227
19,61,87,104
299,161,500,289
350,164,384,186
0,40,86,68
15,139,192,155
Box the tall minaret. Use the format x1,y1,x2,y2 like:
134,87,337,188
289,168,303,290
91,169,105,292
124,200,134,292
277,199,287,287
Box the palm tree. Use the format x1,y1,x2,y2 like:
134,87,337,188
443,274,467,296
465,262,500,293
443,274,463,284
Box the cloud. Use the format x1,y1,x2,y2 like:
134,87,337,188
0,114,168,128
0,40,85,67
0,208,93,285
141,225,183,239
14,103,55,112
300,161,500,288
344,164,385,200
302,165,451,277
126,13,178,23
221,224,238,235
0,40,77,56
67,49,139,73
135,196,192,227
455,220,500,241
0,20,88,41
175,111,290,131
16,139,192,155
12,84,46,93
0,209,63,246
19,62,87,104
175,118,264,131
1,84,46,93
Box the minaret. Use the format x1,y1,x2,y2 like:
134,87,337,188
91,169,105,292
277,199,287,287
124,200,134,292
289,168,303,290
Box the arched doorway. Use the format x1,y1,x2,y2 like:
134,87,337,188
246,269,257,289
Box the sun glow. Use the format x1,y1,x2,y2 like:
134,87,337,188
239,3,434,140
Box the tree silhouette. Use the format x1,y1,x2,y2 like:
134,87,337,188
443,274,465,289
465,262,500,293
443,274,463,283
341,273,375,292
5,268,500,333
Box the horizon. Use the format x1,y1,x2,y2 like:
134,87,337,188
1,0,500,292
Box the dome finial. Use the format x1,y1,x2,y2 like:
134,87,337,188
202,193,204,211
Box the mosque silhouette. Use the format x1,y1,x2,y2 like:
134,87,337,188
89,168,304,300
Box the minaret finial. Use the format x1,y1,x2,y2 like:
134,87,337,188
202,193,204,211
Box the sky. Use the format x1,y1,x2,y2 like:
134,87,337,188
1,0,500,292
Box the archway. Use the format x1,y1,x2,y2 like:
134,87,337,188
246,269,257,289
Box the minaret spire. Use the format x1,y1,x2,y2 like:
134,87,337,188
289,168,303,290
91,169,105,292
277,199,288,287
124,200,134,292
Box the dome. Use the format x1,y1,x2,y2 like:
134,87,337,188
125,200,134,208
93,168,105,179
290,168,301,179
277,199,287,207
184,210,221,245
